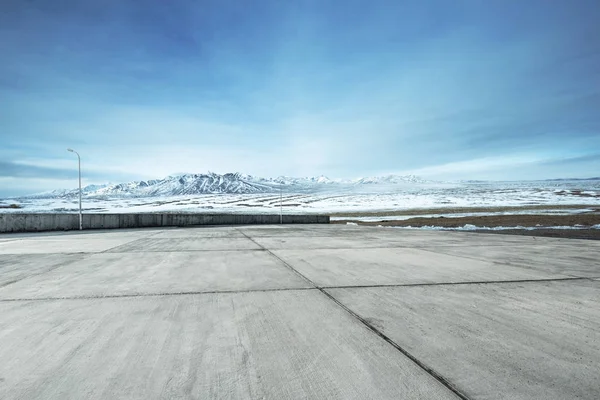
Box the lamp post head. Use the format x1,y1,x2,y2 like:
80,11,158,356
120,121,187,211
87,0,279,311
67,148,74,152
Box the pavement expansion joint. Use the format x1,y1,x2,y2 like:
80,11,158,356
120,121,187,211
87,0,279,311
236,228,471,400
0,252,89,256
0,286,317,303
105,248,267,253
319,277,593,290
251,245,416,251
236,229,321,287
320,288,472,400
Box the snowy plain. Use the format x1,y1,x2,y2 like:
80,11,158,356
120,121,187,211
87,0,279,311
353,223,600,231
3,177,599,220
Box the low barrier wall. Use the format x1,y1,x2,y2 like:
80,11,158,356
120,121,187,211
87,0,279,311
0,213,330,233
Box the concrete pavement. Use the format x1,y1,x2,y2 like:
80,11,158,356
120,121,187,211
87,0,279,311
0,225,598,399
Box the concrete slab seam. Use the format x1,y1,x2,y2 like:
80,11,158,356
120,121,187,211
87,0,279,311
233,234,380,239
320,277,593,290
236,230,320,288
320,288,471,400
0,286,318,303
106,248,267,254
233,245,426,251
237,229,470,400
5,277,593,304
0,251,94,256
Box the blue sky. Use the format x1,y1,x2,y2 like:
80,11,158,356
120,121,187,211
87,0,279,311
1,0,599,196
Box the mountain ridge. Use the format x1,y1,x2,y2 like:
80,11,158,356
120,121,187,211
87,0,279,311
23,172,431,199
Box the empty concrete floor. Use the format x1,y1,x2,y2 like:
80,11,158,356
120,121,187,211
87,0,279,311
0,225,598,400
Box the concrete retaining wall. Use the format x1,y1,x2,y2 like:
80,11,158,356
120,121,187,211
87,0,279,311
0,213,330,233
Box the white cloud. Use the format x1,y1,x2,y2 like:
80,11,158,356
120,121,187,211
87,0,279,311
0,177,75,197
398,154,548,179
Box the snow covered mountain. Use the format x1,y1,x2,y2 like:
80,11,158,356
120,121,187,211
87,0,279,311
352,174,424,184
26,183,111,199
23,172,430,199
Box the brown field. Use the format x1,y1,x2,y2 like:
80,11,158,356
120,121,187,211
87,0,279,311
331,205,600,240
329,204,600,218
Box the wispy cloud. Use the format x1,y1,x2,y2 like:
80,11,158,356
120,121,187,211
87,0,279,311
401,153,600,180
1,0,599,195
0,161,77,180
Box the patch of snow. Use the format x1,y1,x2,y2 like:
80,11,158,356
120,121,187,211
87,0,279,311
396,225,598,231
330,208,598,222
4,177,600,217
351,174,427,185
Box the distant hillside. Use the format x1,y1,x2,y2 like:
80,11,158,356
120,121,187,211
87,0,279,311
23,172,431,199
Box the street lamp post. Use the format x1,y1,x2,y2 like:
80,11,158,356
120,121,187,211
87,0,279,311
67,148,82,230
